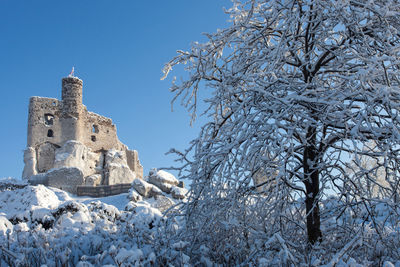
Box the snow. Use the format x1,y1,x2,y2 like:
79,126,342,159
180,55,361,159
78,193,129,211
0,216,13,235
0,184,61,220
0,177,27,186
171,186,188,198
151,169,179,185
0,181,184,266
0,180,399,266
114,248,143,264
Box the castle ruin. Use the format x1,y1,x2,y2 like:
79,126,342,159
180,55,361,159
22,76,143,194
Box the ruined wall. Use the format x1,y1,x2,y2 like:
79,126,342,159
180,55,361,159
126,149,144,179
27,97,62,148
24,75,143,187
81,110,123,152
27,77,84,150
27,97,63,174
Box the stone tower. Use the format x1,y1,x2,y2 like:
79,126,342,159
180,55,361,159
60,77,83,142
61,77,83,116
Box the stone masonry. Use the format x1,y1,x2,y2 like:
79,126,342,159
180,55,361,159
23,75,143,194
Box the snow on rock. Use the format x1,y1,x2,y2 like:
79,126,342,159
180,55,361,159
25,141,141,194
0,177,28,186
171,185,188,199
84,174,101,186
105,149,136,184
132,178,161,198
53,140,99,178
149,195,175,213
22,147,37,179
127,187,142,202
148,169,179,193
153,169,179,185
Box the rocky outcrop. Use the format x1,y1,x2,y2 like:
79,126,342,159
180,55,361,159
85,174,102,186
151,195,175,213
28,173,48,186
23,141,187,200
37,143,58,173
148,169,179,193
58,142,93,174
127,188,142,202
126,170,187,214
25,141,139,195
125,149,143,179
46,167,84,195
22,147,37,179
171,186,188,200
53,141,101,178
129,169,187,202
105,150,136,185
132,178,162,198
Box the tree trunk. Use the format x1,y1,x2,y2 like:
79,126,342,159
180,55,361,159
305,188,322,244
303,127,322,244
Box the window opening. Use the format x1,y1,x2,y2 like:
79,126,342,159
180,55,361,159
91,135,96,142
44,114,54,126
92,124,99,133
47,129,54,137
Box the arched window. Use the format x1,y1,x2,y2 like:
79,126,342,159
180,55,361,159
47,129,54,137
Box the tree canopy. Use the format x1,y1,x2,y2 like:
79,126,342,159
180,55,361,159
163,0,400,263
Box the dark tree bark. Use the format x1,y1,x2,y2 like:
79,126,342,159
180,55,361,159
303,126,322,244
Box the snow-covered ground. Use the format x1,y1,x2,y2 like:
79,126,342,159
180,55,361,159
0,178,180,266
1,177,400,266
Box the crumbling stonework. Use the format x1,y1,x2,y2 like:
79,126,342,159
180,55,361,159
23,76,143,194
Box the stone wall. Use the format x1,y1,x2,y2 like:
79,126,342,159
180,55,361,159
61,77,83,117
77,184,131,197
24,75,144,194
27,97,62,147
81,111,123,152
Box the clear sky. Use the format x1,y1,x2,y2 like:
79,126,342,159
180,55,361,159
0,0,232,179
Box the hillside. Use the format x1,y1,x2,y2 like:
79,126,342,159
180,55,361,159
0,176,185,266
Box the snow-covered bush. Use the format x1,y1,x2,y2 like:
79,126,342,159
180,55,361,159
0,182,168,266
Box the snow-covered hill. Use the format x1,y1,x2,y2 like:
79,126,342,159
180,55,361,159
0,177,184,266
1,177,400,266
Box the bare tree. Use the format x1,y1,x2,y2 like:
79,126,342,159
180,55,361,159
163,0,400,251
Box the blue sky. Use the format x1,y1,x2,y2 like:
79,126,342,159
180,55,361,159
0,1,232,179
